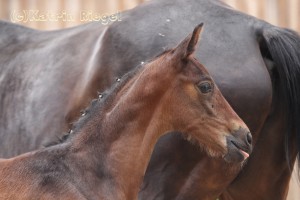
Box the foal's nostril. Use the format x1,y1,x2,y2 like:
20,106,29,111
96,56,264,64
246,132,252,145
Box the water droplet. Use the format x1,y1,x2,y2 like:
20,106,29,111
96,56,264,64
166,19,171,22
116,78,121,82
141,61,145,65
158,33,165,37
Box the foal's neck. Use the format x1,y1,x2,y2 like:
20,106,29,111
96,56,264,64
70,66,171,199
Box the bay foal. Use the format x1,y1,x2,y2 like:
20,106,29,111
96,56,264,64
0,24,251,200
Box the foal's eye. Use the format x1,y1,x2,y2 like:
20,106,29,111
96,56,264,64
198,82,213,94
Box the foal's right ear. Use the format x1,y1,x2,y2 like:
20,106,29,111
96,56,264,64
173,23,204,59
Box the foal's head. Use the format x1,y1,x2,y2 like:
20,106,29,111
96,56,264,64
141,24,252,163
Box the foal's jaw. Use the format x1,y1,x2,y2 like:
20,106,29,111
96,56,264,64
184,122,252,163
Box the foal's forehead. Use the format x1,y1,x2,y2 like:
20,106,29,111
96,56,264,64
189,57,209,73
150,49,210,78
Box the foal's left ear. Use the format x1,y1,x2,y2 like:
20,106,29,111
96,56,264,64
174,23,203,59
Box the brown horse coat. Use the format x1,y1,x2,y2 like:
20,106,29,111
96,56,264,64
0,25,251,200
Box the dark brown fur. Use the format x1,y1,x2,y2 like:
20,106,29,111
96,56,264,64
0,25,251,200
1,0,300,199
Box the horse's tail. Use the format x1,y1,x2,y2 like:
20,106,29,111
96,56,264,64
257,25,300,170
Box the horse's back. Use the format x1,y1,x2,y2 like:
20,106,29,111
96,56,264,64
0,150,87,200
0,21,107,157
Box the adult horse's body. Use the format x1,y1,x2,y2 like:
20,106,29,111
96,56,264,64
0,22,108,157
0,0,300,199
0,25,252,200
99,1,300,199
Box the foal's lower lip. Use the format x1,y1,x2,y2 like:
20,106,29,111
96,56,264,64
231,141,250,159
239,149,249,159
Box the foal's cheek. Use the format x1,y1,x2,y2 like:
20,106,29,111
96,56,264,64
183,84,199,101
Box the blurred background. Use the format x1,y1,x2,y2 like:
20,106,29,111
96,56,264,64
0,0,299,32
0,0,299,199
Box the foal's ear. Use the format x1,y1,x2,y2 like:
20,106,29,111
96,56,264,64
174,23,203,59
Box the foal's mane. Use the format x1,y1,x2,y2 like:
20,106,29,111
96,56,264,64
45,50,171,147
45,64,143,147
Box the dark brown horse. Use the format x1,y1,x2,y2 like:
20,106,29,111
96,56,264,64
1,0,300,199
0,22,108,157
96,1,300,199
0,25,252,200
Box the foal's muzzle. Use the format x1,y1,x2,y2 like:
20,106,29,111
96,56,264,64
224,128,253,163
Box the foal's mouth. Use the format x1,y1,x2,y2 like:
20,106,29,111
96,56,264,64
224,135,252,163
231,141,251,159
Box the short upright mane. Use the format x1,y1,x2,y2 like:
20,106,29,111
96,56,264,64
45,63,146,147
